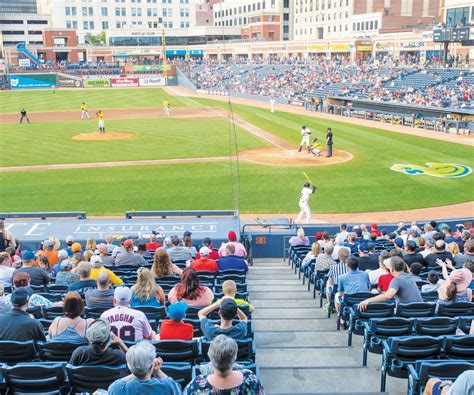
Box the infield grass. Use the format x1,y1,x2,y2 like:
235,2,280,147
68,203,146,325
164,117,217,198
0,88,472,214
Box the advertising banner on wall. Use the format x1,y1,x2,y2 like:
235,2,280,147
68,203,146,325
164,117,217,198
111,77,139,87
83,79,111,88
9,74,57,89
57,77,83,88
139,77,166,87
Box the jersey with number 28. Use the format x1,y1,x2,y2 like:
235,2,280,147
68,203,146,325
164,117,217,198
101,305,152,342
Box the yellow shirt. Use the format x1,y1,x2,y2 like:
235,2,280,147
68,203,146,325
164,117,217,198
80,104,87,110
311,141,322,150
163,100,170,107
90,267,123,286
97,112,104,120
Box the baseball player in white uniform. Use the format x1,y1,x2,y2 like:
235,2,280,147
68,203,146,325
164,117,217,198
295,182,317,224
299,126,311,153
270,97,275,113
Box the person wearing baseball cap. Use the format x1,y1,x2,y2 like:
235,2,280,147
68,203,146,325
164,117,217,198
100,286,155,342
358,243,379,271
115,239,148,267
168,235,193,262
0,288,46,341
13,250,50,287
158,301,193,341
55,259,79,286
195,237,219,260
218,230,247,258
189,246,218,272
38,239,60,266
198,297,247,341
146,233,162,252
70,318,127,366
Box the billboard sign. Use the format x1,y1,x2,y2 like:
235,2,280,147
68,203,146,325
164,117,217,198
57,77,82,88
111,77,139,87
18,59,31,68
9,74,57,89
139,77,166,87
83,79,111,88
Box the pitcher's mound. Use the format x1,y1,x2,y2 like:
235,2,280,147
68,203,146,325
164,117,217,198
71,132,135,141
239,146,353,166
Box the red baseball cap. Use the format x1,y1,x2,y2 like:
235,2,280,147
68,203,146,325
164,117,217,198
228,231,237,241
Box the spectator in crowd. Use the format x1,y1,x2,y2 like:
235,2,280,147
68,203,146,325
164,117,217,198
326,247,350,303
104,235,116,254
370,224,382,237
85,237,97,254
0,288,46,341
420,239,435,259
49,249,69,278
0,283,10,314
65,235,75,256
55,259,80,286
0,220,16,251
359,256,423,310
69,318,127,366
393,237,405,255
369,250,390,286
459,230,472,253
158,237,172,252
332,235,350,261
198,297,247,340
190,247,218,272
38,255,51,277
168,235,193,262
183,233,197,258
0,251,15,286
101,286,154,342
97,243,115,267
377,257,395,293
90,255,123,286
184,335,264,394
336,257,370,312
288,228,310,247
423,370,474,395
13,250,49,287
38,239,59,266
115,239,147,267
158,301,194,341
168,268,214,306
221,279,254,312
336,223,349,242
465,259,474,290
422,223,436,241
108,341,181,395
136,243,148,259
219,231,247,257
437,268,472,304
357,244,379,271
302,242,320,271
145,233,162,252
408,262,423,282
111,239,126,260
449,240,469,267
217,244,249,272
85,271,115,309
403,240,424,268
343,233,360,255
130,267,166,307
48,291,94,343
195,237,220,260
69,261,97,292
5,272,55,308
421,271,442,293
152,249,182,277
425,240,453,268
315,243,336,271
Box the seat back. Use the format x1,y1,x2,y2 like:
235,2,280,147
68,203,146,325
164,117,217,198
215,274,246,284
219,269,247,276
201,338,255,361
37,341,86,362
395,302,436,318
66,364,130,393
47,284,69,294
3,362,66,393
84,306,109,319
415,360,474,383
343,292,374,308
414,317,458,336
135,305,167,321
353,302,394,320
0,340,36,363
390,336,441,362
420,291,438,303
42,306,65,319
156,275,181,284
437,302,474,317
443,335,474,360
153,340,199,362
161,362,193,388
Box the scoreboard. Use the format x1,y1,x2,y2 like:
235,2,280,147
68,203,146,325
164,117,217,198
433,26,471,42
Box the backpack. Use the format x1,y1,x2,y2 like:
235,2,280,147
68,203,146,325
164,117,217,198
0,231,10,252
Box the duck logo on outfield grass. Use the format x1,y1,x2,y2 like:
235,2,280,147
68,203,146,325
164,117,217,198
391,163,472,178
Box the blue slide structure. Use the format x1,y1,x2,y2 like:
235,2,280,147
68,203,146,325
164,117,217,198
16,43,43,65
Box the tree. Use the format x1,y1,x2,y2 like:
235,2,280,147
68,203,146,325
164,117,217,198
85,31,106,46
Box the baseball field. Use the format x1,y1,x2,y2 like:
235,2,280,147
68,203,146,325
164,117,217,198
0,87,472,216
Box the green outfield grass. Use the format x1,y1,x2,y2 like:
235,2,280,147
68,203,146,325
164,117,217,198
0,88,198,113
0,88,472,215
0,118,266,166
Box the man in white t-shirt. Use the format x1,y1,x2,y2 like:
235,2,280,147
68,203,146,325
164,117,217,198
295,182,317,224
0,252,15,286
101,287,154,342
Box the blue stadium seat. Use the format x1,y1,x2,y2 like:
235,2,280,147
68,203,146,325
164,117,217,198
135,305,167,321
0,341,36,364
414,317,458,336
347,302,394,346
2,362,66,393
338,292,374,330
37,341,86,362
201,338,255,362
66,364,130,393
161,362,193,388
43,305,65,319
395,302,436,318
442,335,474,361
437,302,474,317
152,340,200,363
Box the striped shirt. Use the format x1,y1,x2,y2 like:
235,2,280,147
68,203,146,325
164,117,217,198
328,262,348,284
315,254,336,271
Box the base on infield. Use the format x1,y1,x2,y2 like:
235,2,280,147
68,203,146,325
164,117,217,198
239,146,353,166
71,132,135,141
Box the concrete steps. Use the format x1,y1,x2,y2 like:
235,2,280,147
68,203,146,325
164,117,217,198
248,259,405,394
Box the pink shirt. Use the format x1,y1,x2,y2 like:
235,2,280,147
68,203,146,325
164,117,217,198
168,286,214,306
101,306,152,342
218,242,247,257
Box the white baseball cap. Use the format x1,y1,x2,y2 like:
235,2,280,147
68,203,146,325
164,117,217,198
199,246,211,256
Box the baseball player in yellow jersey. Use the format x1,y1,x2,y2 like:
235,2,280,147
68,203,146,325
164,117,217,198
163,100,171,117
96,110,105,133
80,102,90,119
310,137,322,157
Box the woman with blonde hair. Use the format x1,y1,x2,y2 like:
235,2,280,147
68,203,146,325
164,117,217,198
302,242,320,271
448,242,468,267
85,237,97,253
289,228,310,247
152,249,182,277
183,236,197,258
131,268,166,307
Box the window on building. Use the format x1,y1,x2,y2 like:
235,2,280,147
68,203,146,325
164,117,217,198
121,7,126,16
374,20,378,29
101,7,107,16
446,6,469,25
102,21,109,29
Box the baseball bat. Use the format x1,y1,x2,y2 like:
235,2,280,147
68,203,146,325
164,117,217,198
303,171,312,184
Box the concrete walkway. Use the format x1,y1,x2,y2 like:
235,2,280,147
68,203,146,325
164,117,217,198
249,259,406,394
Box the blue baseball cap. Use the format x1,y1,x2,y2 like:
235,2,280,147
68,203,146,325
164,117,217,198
11,288,30,307
22,251,37,261
394,237,404,248
358,244,369,254
168,301,188,320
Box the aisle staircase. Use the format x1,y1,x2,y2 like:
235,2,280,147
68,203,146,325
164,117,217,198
248,259,405,394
